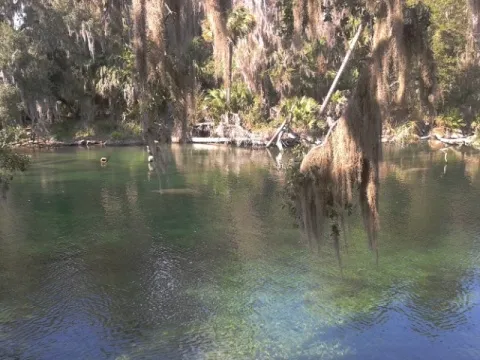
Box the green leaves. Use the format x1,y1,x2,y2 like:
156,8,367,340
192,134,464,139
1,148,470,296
201,82,260,124
227,6,256,42
202,88,229,122
416,0,468,91
279,96,324,130
436,109,466,131
269,40,327,97
0,22,23,69
95,47,134,100
201,19,214,43
331,90,347,105
0,147,29,173
0,84,22,127
0,142,30,198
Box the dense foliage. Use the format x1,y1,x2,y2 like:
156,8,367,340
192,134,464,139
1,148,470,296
0,0,478,141
0,127,29,196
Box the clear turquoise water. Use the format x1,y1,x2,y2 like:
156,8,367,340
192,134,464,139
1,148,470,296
1,144,480,359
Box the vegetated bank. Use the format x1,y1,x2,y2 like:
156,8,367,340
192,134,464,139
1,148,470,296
1,1,480,152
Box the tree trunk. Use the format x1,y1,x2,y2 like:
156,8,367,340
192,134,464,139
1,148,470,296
226,40,233,104
319,21,365,115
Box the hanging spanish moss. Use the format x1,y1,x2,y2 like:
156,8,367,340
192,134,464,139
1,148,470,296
132,0,200,144
404,2,436,118
103,0,125,40
467,0,480,62
298,59,381,253
132,0,151,140
293,0,435,259
146,0,166,81
164,0,201,141
293,0,305,44
233,0,282,97
205,0,231,83
372,0,408,110
306,0,321,40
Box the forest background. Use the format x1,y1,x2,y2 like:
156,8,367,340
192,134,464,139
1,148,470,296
1,0,480,182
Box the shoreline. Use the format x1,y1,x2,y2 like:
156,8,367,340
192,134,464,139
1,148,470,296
10,138,146,148
9,134,271,149
8,129,480,151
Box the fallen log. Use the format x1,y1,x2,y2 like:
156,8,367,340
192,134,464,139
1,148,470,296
193,122,215,127
191,137,230,144
190,137,266,147
434,134,474,145
266,119,287,148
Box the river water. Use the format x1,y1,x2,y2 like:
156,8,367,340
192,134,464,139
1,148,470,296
1,144,480,359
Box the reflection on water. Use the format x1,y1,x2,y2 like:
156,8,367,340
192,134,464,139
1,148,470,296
1,145,480,359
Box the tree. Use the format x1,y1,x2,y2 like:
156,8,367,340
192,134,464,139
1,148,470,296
468,0,480,60
294,0,437,254
225,6,256,103
0,132,29,197
0,0,471,148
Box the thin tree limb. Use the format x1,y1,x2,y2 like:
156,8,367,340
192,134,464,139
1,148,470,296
319,22,365,116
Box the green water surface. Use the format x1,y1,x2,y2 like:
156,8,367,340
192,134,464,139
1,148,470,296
1,144,480,359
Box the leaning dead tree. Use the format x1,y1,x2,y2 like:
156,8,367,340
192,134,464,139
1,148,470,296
293,0,436,258
266,19,365,150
